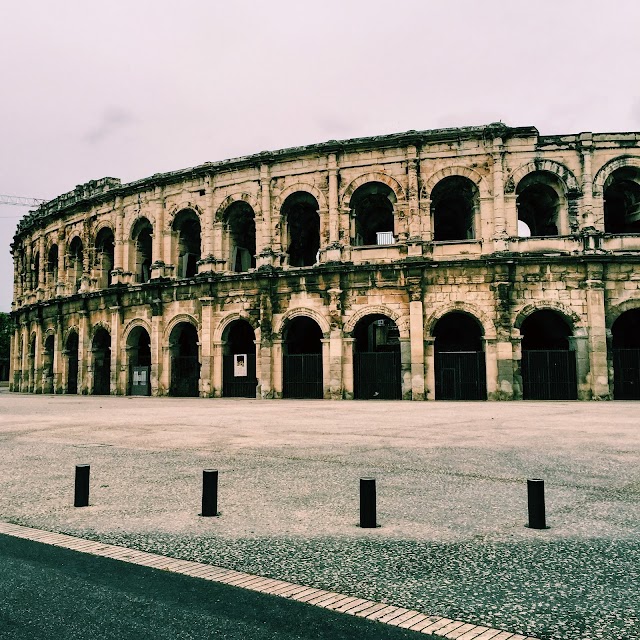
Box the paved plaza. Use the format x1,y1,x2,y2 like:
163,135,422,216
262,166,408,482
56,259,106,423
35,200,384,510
0,392,638,639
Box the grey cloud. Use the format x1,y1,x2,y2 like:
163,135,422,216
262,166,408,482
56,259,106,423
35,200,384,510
83,107,137,144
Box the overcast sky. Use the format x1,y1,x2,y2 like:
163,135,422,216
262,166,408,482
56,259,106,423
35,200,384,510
2,0,640,312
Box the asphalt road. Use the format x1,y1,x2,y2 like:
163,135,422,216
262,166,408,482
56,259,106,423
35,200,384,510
0,534,429,640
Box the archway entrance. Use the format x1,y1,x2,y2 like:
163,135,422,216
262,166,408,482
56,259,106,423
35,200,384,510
353,315,401,399
520,310,577,400
92,328,111,395
434,313,486,400
222,320,257,397
28,334,36,392
66,332,79,394
43,334,55,394
169,323,200,397
611,309,640,399
127,326,151,396
283,317,323,398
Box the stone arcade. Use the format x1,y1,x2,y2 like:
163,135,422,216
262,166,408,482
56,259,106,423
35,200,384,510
9,124,640,400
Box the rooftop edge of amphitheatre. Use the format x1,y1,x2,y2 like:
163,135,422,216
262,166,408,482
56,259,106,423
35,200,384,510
12,123,640,239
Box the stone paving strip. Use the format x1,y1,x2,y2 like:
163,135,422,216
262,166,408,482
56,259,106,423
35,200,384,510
0,521,538,640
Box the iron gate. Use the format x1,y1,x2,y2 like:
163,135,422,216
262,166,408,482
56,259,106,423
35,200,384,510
130,365,151,396
67,353,78,394
170,355,200,397
435,351,486,400
613,348,640,399
283,354,323,399
223,354,257,397
93,355,111,395
354,352,401,399
522,350,577,400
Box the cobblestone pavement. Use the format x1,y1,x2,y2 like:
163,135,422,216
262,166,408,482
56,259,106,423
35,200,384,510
0,392,638,640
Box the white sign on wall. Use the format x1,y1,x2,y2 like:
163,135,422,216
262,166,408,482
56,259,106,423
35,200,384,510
234,354,247,377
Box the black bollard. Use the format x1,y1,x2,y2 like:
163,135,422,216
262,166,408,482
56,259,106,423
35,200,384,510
359,477,377,528
201,469,218,517
526,478,548,529
74,464,90,507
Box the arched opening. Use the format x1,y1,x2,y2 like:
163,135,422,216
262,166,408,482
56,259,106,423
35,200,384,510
282,192,320,267
434,312,486,400
603,167,640,234
47,244,59,288
516,172,562,237
43,334,55,394
224,202,256,272
32,252,40,290
350,182,396,246
28,334,36,392
431,176,478,241
68,237,84,293
127,326,151,396
173,209,201,278
611,309,640,399
222,320,257,397
352,314,401,399
283,316,323,398
131,218,153,283
520,310,576,400
65,331,79,394
92,328,111,395
169,322,200,397
95,227,115,288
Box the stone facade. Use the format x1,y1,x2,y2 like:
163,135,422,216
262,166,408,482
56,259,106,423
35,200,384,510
9,123,640,400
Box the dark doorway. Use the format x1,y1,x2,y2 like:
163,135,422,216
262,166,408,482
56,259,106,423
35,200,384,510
353,315,401,399
283,316,323,398
222,320,257,397
282,193,320,267
92,328,111,396
173,209,201,278
604,167,640,234
95,227,115,288
169,323,200,397
43,334,55,394
225,202,256,272
612,309,640,399
127,326,151,396
131,218,153,283
434,312,486,400
431,176,478,241
66,332,79,394
520,310,577,400
350,182,395,246
516,172,561,237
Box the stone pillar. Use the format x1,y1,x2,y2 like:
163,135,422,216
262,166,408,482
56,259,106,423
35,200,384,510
328,154,339,245
199,297,214,397
425,337,435,400
150,187,165,279
256,163,273,267
328,328,343,399
113,196,125,281
80,235,91,293
78,311,89,394
258,338,273,399
272,339,283,398
321,338,331,399
254,338,262,398
33,323,42,393
584,275,609,398
211,341,223,398
10,326,19,391
409,296,425,400
54,320,63,393
151,308,163,396
492,139,508,251
511,334,523,400
494,336,515,400
25,244,33,293
571,334,590,400
38,235,46,291
20,324,28,392
400,336,412,399
200,176,216,273
580,132,594,230
342,337,355,400
56,229,66,295
110,306,121,395
483,337,497,400
419,197,432,242
407,147,421,239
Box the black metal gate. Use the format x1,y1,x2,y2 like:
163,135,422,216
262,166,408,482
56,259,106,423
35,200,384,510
93,354,111,396
223,354,257,398
130,365,151,396
354,352,401,399
613,348,640,399
522,350,577,400
67,352,78,394
283,354,323,399
170,355,200,397
435,351,486,400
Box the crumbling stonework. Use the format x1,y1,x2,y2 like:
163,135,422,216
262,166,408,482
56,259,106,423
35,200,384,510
10,124,640,400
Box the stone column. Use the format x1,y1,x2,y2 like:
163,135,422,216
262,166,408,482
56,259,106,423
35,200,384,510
25,244,33,293
483,337,497,400
54,319,63,393
494,336,515,400
571,334,590,400
328,328,343,399
150,187,165,279
409,295,425,400
342,337,355,399
38,235,46,292
199,298,214,397
211,341,223,398
321,338,331,399
407,147,421,239
78,311,89,394
256,163,273,267
492,139,508,252
10,326,19,391
151,305,163,396
56,229,66,295
328,154,339,245
33,323,42,393
425,337,435,400
113,196,125,282
511,334,523,400
580,133,594,229
254,338,262,398
419,197,432,242
400,337,412,399
584,273,609,398
20,324,28,392
258,338,273,399
110,306,121,395
271,339,283,398
199,175,216,273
